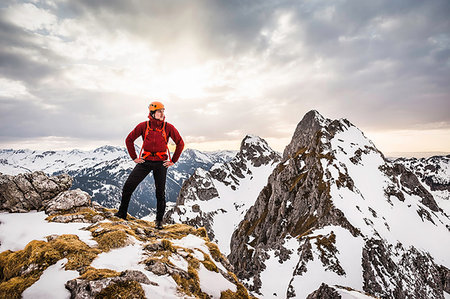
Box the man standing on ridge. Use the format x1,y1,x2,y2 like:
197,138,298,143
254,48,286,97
115,101,184,229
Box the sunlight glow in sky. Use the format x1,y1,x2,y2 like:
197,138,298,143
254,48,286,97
0,0,449,156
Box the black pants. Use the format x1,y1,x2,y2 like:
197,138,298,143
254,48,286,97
118,160,167,221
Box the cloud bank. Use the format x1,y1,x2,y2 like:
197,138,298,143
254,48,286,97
0,0,449,153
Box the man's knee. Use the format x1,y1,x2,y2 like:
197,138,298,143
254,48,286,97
155,190,165,201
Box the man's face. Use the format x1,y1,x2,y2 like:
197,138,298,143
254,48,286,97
154,109,165,120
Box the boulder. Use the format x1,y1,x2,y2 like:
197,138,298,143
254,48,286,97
44,189,91,215
0,171,72,212
65,270,156,299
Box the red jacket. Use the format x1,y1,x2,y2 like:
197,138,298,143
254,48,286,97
125,118,184,163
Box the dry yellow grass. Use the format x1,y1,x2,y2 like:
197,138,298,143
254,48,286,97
0,234,100,297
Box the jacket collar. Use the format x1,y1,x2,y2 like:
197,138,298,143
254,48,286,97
148,114,165,128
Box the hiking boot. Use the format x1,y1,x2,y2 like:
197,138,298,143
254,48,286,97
114,212,127,220
155,220,163,230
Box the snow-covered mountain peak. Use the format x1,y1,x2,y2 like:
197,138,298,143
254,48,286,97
229,110,450,298
165,135,281,255
240,134,278,164
233,134,279,168
180,148,217,165
241,134,267,148
283,109,331,160
302,109,328,126
93,145,125,154
284,109,381,163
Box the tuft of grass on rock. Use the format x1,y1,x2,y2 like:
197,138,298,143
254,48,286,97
220,271,256,299
96,280,146,299
78,267,120,281
95,230,129,252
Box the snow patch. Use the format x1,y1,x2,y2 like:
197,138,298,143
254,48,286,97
0,211,97,252
22,258,78,299
197,263,237,298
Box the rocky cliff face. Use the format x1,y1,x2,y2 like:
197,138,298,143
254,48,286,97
395,155,450,212
228,110,450,298
165,135,281,255
0,172,252,299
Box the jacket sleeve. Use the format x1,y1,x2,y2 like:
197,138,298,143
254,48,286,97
167,123,184,163
125,122,146,160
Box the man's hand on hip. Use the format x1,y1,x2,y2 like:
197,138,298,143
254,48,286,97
163,160,174,167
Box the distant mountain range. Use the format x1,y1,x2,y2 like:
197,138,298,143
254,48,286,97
0,146,236,218
386,152,450,159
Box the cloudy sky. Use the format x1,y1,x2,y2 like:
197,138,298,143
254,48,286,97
0,0,449,155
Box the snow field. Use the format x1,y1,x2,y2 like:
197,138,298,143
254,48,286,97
258,226,364,298
327,128,450,267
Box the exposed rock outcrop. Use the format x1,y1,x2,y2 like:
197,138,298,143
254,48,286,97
44,189,92,215
361,238,448,299
0,171,102,223
66,270,155,299
0,171,72,212
395,155,450,192
306,283,341,299
165,135,281,251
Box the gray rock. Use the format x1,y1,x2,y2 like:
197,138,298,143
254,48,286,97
120,270,154,285
0,171,72,212
49,214,87,223
65,269,157,299
380,163,440,212
395,155,450,192
44,189,91,215
145,260,168,276
91,214,105,223
439,265,450,294
362,239,447,299
306,283,341,299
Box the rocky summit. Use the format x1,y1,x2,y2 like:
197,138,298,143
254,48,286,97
0,171,253,299
228,110,450,298
164,135,281,255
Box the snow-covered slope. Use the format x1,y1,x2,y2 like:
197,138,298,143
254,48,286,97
0,147,236,218
165,135,281,256
395,155,450,212
228,110,450,298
